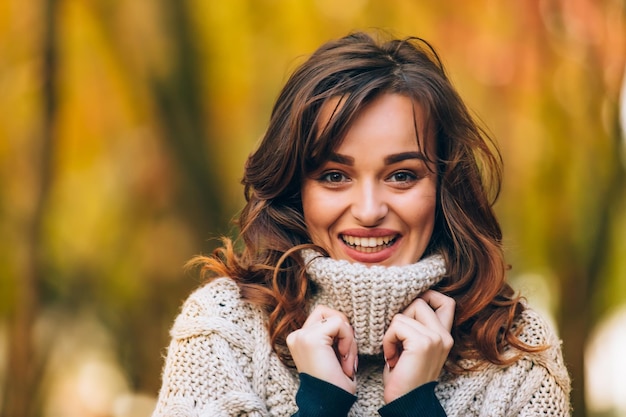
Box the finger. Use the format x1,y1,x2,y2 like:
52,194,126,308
382,314,422,368
419,290,456,331
382,327,400,370
302,306,357,379
383,313,451,365
402,300,454,354
332,319,358,378
303,305,350,328
286,323,356,394
403,298,449,335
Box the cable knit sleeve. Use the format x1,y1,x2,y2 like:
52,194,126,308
487,309,571,417
435,308,571,417
151,278,281,417
513,310,572,417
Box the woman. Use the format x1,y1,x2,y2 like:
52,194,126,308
152,32,571,416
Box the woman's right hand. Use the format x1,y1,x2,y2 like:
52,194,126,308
286,305,358,394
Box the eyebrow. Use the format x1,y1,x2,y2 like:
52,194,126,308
328,151,428,165
384,151,428,165
329,153,354,164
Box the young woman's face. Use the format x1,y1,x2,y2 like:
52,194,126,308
302,93,437,266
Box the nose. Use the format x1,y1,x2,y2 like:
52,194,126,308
350,181,388,226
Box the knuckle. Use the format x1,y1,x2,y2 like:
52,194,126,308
313,304,328,314
286,330,298,347
286,329,317,349
391,313,405,322
340,319,353,331
430,333,453,352
420,333,444,351
414,337,432,353
325,315,340,326
298,331,319,346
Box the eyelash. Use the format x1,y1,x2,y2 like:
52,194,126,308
387,171,419,183
318,171,349,184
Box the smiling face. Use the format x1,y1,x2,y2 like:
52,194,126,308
301,93,438,266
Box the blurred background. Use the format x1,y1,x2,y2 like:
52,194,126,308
1,0,625,416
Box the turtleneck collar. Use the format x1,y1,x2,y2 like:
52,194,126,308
301,249,447,356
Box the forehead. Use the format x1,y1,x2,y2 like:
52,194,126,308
317,95,345,132
316,93,435,154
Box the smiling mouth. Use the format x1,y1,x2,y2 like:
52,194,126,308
340,235,398,253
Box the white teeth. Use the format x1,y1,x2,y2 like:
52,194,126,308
341,235,396,252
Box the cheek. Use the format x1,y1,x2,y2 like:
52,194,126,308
301,185,328,239
303,210,331,249
303,199,332,231
407,193,437,232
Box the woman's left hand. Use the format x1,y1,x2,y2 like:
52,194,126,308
381,290,455,403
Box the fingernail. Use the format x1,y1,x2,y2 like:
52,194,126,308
354,356,359,375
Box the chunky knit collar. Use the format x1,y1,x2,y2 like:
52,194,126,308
300,249,447,356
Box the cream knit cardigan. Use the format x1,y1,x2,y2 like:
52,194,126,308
152,252,571,416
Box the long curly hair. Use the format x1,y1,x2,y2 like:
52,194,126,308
190,31,542,371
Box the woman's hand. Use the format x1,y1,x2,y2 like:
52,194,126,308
381,290,455,403
286,305,358,394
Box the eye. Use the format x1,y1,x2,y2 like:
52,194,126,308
387,171,418,183
319,171,348,183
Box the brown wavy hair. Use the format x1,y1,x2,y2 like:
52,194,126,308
190,31,542,372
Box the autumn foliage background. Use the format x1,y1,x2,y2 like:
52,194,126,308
1,1,625,416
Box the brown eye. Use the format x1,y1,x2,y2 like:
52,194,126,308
320,172,348,183
388,171,417,183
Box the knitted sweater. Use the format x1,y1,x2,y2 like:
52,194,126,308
152,252,571,416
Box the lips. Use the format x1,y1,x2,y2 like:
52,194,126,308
340,234,398,252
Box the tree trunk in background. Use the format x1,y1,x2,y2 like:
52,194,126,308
558,157,624,417
2,0,59,416
559,270,590,417
153,0,227,239
79,0,231,394
571,57,625,417
561,114,625,417
122,0,229,393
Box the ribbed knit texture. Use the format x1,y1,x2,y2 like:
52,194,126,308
301,250,446,355
152,253,571,417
